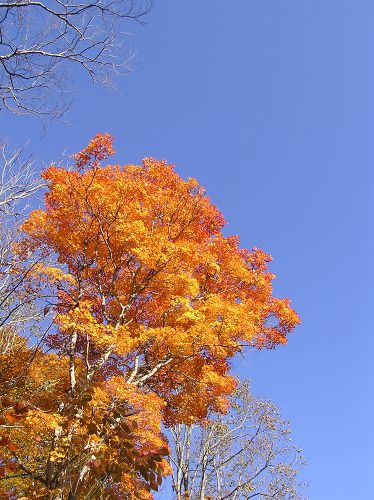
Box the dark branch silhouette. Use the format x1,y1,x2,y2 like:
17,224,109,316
0,0,151,117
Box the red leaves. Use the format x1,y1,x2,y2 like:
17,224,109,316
0,396,28,438
1,396,29,428
73,132,115,170
2,396,28,415
0,435,18,452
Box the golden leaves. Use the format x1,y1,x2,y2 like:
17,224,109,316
8,134,300,498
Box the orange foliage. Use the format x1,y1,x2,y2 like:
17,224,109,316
73,132,115,170
2,133,299,498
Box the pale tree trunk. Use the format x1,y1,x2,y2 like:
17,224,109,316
69,331,78,394
172,424,194,500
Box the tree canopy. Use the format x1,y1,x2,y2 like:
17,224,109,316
0,133,300,498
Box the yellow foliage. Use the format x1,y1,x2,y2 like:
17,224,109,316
2,134,300,498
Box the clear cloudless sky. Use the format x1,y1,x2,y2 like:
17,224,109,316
2,1,374,498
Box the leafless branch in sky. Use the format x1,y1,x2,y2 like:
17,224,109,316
0,0,151,117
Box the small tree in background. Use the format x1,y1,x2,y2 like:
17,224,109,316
170,380,306,500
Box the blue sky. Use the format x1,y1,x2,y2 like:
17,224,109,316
2,1,374,497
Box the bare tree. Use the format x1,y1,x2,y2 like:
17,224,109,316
0,0,151,117
169,381,306,500
0,144,45,352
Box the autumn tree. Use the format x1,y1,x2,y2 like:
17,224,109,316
169,380,306,500
0,144,51,498
0,133,300,498
0,0,150,117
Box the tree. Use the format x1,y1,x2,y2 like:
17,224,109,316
0,145,53,498
0,0,150,117
169,380,306,500
0,133,300,498
0,143,45,351
0,334,170,499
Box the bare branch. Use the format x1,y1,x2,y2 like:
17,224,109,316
167,380,307,500
0,0,152,117
0,143,46,351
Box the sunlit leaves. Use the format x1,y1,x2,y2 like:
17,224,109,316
2,134,300,498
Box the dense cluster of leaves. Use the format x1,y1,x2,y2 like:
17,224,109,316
0,134,300,498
